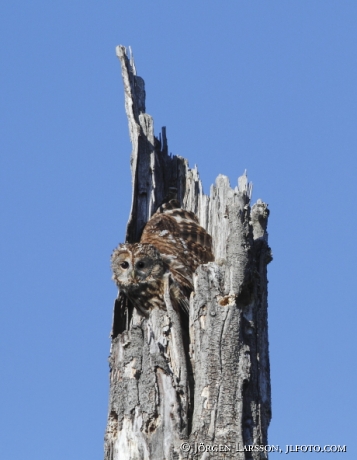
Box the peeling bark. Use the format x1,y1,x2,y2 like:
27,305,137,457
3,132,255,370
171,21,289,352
104,46,272,460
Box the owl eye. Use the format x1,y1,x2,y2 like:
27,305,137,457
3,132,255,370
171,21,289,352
120,261,129,269
137,261,145,269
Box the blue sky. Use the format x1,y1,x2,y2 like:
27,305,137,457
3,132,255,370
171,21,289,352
1,1,356,458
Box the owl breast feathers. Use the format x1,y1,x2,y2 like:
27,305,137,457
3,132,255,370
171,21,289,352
111,200,214,316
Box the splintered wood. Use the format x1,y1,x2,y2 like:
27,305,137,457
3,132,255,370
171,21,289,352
104,45,272,460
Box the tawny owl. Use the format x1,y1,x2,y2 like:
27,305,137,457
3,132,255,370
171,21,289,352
111,200,214,316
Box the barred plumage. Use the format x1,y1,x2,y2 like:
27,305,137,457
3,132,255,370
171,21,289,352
111,200,214,316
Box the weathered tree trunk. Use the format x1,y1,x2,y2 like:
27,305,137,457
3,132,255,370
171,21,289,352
104,45,272,460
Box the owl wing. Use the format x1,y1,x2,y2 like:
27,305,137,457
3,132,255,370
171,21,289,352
168,274,190,315
140,200,214,309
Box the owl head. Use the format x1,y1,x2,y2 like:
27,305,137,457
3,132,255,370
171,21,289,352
111,243,165,296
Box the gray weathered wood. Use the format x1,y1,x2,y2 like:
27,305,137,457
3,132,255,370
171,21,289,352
104,45,272,460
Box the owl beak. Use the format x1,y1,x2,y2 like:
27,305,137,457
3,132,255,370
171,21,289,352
130,270,136,280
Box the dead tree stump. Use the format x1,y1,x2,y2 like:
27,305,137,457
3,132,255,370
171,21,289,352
104,45,272,460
